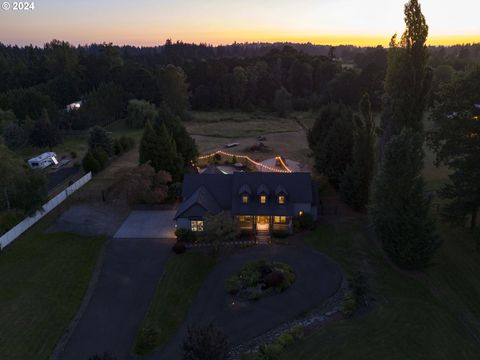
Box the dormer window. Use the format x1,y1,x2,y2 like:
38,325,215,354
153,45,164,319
242,195,249,204
278,195,285,204
260,195,267,204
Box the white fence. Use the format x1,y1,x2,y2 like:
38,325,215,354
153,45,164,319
0,172,92,250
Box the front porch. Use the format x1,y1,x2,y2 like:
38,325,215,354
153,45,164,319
236,215,293,236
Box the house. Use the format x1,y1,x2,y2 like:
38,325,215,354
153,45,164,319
66,101,82,112
174,172,317,235
27,152,58,169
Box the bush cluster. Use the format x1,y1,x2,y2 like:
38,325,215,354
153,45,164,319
175,228,197,243
114,136,135,155
172,242,186,254
225,260,296,300
293,212,315,232
342,272,369,318
241,325,304,360
82,149,108,174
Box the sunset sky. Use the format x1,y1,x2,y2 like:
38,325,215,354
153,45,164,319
0,0,478,47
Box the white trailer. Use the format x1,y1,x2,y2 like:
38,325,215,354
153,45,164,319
27,152,59,169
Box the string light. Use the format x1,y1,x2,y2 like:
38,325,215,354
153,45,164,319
197,150,292,173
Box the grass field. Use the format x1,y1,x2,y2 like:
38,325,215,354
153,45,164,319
186,111,304,138
0,218,106,360
281,222,480,360
134,252,216,356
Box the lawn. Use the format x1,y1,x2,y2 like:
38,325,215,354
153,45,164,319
280,222,480,360
0,222,106,360
134,252,216,356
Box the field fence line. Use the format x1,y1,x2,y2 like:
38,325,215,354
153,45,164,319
0,172,92,250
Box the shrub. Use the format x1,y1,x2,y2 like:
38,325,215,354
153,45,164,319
82,151,101,174
349,272,368,307
258,343,282,359
265,271,284,288
272,230,289,238
168,182,182,200
175,228,197,243
120,136,130,151
135,326,159,356
70,151,77,159
293,212,314,231
127,137,135,149
288,325,304,340
182,323,229,360
113,138,124,155
342,291,356,318
172,242,186,254
88,353,117,360
225,276,241,295
277,333,295,348
93,149,109,169
0,210,24,235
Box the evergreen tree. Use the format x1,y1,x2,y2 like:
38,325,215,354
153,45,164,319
308,103,355,187
273,87,292,117
3,122,26,150
139,121,183,180
370,129,440,269
380,0,432,152
88,126,113,156
429,67,480,231
157,103,198,164
340,94,376,210
29,109,62,148
158,64,189,116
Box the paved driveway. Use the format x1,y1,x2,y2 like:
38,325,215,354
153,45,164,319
114,210,176,239
59,237,174,360
155,245,343,360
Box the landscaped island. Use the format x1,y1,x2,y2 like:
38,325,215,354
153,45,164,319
225,260,296,301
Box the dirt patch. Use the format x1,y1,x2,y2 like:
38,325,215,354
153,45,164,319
47,204,129,237
193,130,312,167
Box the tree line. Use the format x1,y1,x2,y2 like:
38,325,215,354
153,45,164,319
309,0,480,269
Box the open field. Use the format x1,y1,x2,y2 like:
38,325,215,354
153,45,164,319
186,111,304,138
187,111,314,166
134,253,216,355
0,216,106,360
280,221,480,360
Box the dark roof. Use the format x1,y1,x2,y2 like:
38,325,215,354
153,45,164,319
238,184,252,195
174,186,221,219
275,184,287,195
256,184,270,195
201,164,223,174
175,172,314,219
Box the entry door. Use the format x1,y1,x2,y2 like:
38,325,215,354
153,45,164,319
256,216,270,231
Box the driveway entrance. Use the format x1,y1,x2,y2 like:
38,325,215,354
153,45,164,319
114,210,176,239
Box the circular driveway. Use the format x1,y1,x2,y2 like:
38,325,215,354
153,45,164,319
156,245,343,360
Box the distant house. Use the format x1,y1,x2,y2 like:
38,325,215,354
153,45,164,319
27,152,58,169
174,172,317,235
66,101,82,112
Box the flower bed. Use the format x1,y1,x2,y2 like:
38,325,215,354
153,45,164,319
225,260,296,301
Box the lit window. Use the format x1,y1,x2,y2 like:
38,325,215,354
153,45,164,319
242,195,249,204
260,195,267,204
278,195,285,204
274,216,287,223
191,220,204,232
